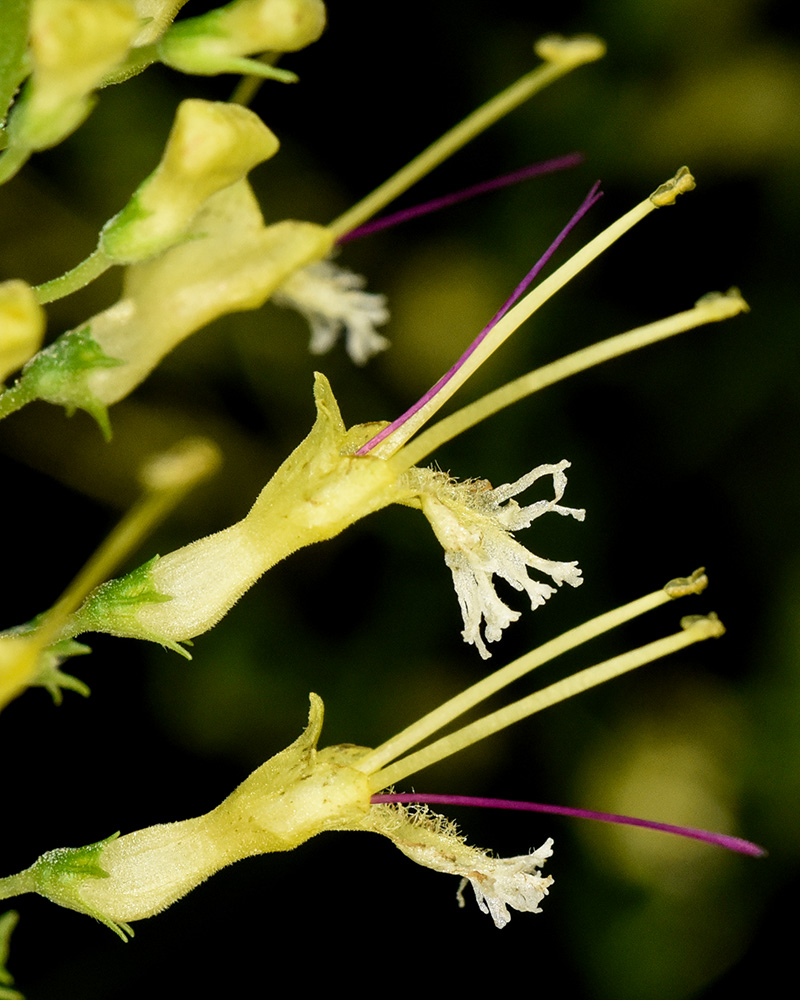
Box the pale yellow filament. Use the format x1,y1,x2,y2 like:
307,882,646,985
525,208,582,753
368,613,723,792
357,570,708,779
327,36,606,241
400,289,748,468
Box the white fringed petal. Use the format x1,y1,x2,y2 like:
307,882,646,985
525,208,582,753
416,460,584,657
456,838,555,928
274,260,390,364
376,803,555,929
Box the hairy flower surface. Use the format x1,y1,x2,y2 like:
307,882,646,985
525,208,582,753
368,802,555,928
20,169,744,661
456,843,555,927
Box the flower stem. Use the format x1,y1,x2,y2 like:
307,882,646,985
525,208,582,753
0,439,219,710
367,611,723,791
34,248,112,305
0,379,37,422
327,35,605,241
0,144,29,186
43,439,220,646
0,872,34,904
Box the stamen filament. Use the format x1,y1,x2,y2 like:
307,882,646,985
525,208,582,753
370,793,766,857
367,613,723,792
327,35,605,241
357,182,602,458
34,248,112,305
369,167,695,466
338,153,584,244
403,288,749,466
355,571,707,777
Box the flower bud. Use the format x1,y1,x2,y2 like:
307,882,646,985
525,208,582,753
64,375,399,649
158,0,326,77
88,183,333,408
138,437,221,493
0,280,46,382
100,99,280,263
8,182,334,429
8,0,138,151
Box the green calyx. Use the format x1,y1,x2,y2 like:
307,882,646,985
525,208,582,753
12,326,122,438
32,638,92,705
65,556,190,658
27,834,133,941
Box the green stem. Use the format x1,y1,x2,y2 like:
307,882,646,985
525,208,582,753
0,872,33,905
99,44,159,87
0,379,36,421
34,247,112,304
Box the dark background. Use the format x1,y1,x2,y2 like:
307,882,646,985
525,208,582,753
1,1,798,996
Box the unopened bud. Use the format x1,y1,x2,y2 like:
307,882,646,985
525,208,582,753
158,0,326,78
0,280,46,382
100,99,280,263
8,0,138,150
138,437,222,492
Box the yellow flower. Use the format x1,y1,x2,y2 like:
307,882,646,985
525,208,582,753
1,573,756,939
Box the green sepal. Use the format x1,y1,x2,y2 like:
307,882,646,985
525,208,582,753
100,194,155,259
33,638,92,705
36,835,115,882
167,53,298,82
17,326,122,439
0,619,91,704
83,555,172,611
68,557,193,658
30,834,134,942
